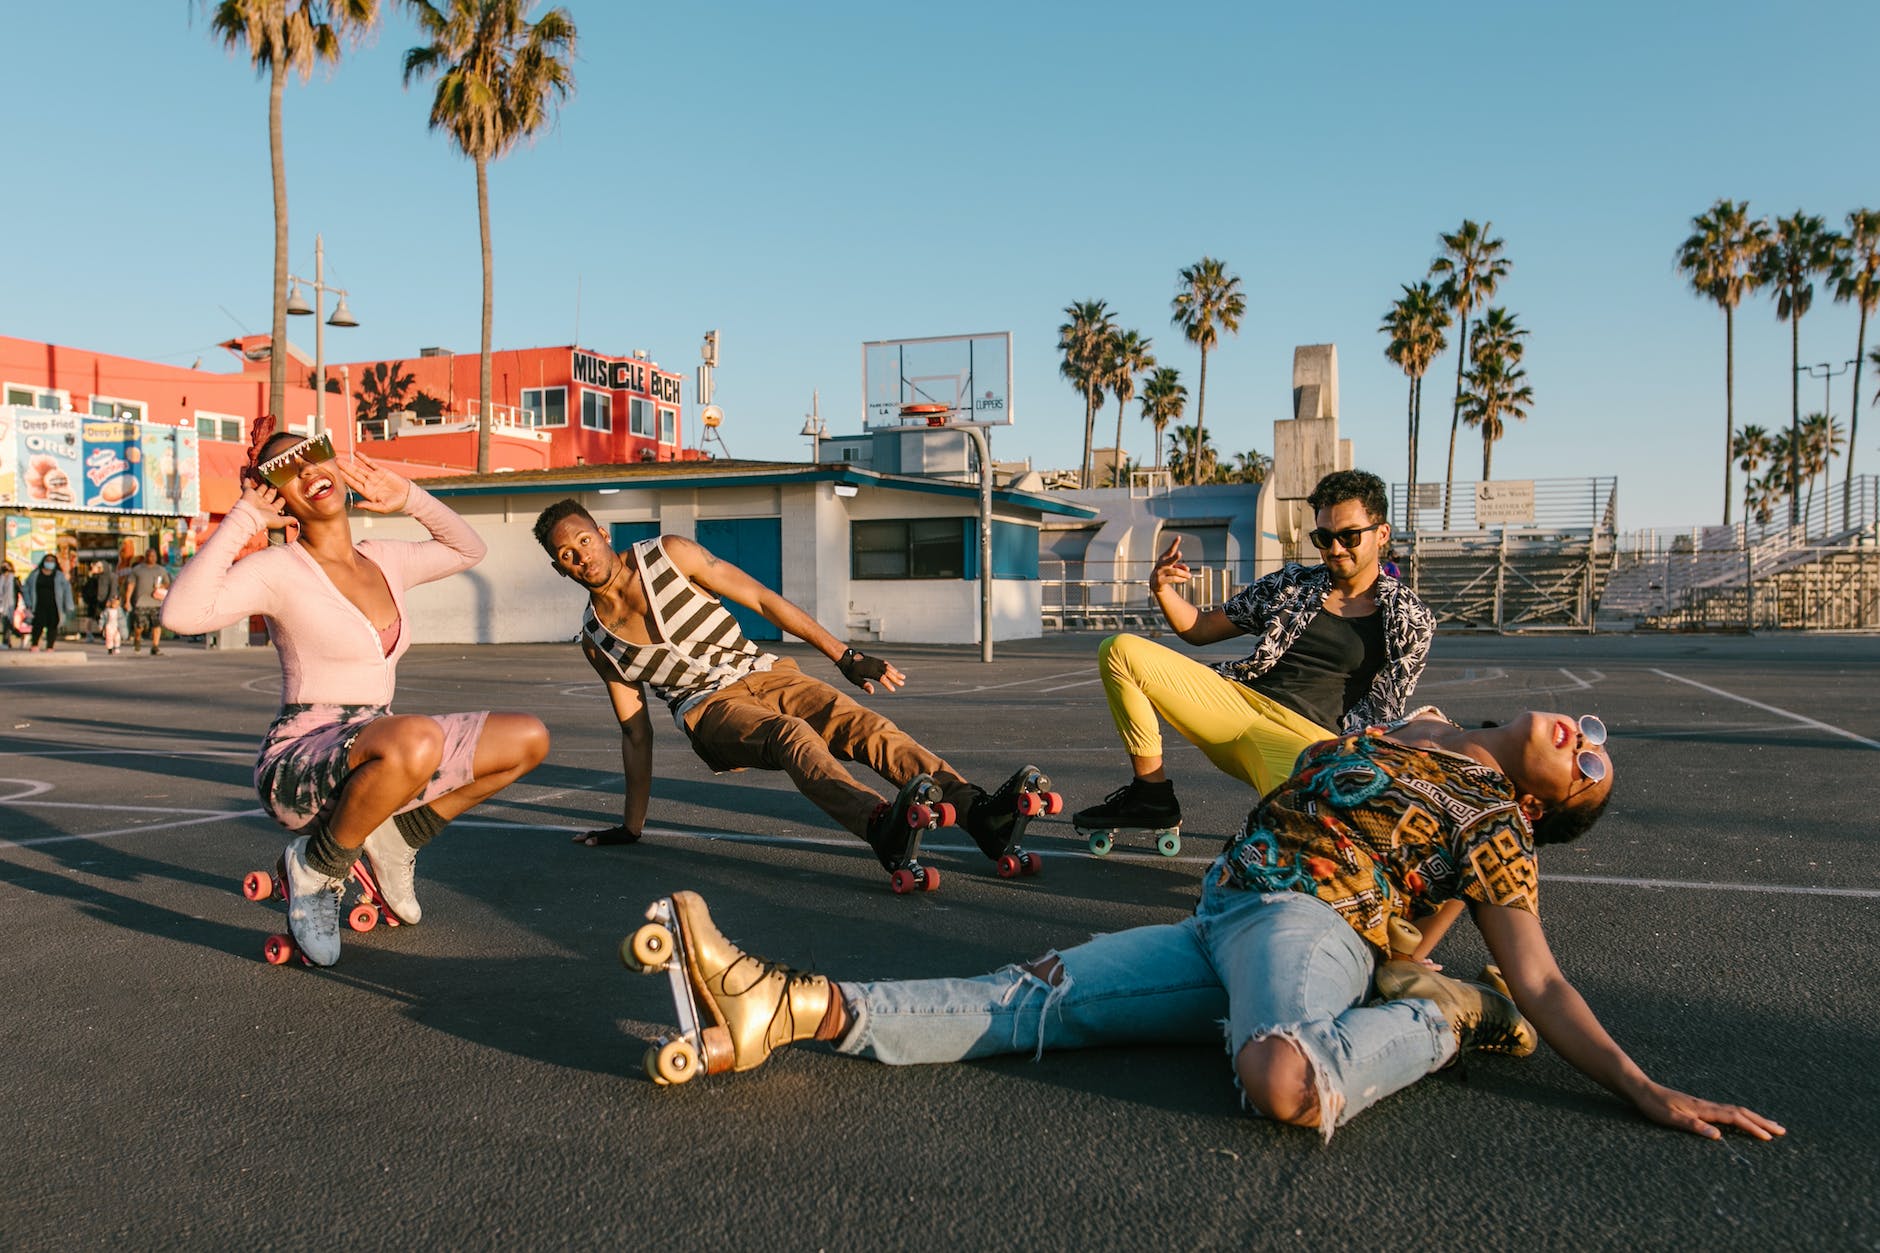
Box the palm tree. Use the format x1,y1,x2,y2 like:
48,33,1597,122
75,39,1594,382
1379,280,1450,515
1429,221,1510,526
1228,449,1273,485
1676,200,1772,525
1106,329,1155,487
1057,300,1116,488
1170,258,1246,485
1765,428,1798,520
1756,211,1842,526
354,359,419,424
1798,412,1845,530
1732,424,1771,531
1459,351,1535,481
1830,210,1880,526
204,0,381,421
404,0,577,474
1137,366,1186,474
1165,424,1219,486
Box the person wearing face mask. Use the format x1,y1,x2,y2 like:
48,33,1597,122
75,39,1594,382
22,553,75,652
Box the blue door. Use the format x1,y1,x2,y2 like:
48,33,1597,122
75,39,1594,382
694,517,783,641
610,521,659,551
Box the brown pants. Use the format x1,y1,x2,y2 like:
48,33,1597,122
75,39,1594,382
682,660,975,838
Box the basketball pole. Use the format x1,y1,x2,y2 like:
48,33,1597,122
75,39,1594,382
956,422,994,664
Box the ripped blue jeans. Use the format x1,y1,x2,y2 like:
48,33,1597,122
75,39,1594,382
835,858,1456,1134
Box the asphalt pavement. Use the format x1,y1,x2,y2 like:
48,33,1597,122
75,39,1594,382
2,631,1876,1250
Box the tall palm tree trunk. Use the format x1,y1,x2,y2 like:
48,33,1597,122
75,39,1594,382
1080,386,1096,488
1192,346,1209,486
1848,305,1867,529
1788,314,1800,528
1483,432,1494,481
1412,374,1424,510
476,154,493,475
1723,305,1735,526
1113,396,1126,488
1444,312,1469,527
1404,377,1416,526
268,54,288,421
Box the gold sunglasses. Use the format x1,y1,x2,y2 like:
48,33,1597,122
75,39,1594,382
256,433,337,488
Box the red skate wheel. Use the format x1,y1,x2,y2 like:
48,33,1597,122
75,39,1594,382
348,903,379,932
936,803,956,827
242,870,273,901
906,803,933,828
1045,792,1064,815
1017,794,1044,817
996,853,1021,879
263,934,295,965
921,866,941,892
890,868,917,894
1021,852,1043,875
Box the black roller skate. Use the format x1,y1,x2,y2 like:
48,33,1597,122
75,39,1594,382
865,772,949,894
964,764,1062,878
1071,777,1183,858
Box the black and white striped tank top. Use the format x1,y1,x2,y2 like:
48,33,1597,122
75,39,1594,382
583,536,774,724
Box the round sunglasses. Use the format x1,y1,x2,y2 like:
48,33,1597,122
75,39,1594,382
1573,714,1609,782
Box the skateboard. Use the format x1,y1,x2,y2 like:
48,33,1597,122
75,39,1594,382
978,765,1063,878
1074,823,1183,859
871,774,950,894
239,855,401,966
620,895,724,1085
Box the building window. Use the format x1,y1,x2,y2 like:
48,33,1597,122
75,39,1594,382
658,406,676,444
629,397,654,438
89,396,147,422
852,518,967,580
195,412,244,442
4,382,70,411
581,389,612,432
521,386,567,428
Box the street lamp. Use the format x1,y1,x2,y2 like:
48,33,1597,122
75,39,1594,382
287,233,358,448
800,390,827,461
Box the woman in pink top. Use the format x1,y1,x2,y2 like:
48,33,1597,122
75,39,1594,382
164,428,549,967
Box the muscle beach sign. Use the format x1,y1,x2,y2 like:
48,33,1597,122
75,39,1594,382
571,351,682,404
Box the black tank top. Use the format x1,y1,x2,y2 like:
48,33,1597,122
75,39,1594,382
1245,609,1385,731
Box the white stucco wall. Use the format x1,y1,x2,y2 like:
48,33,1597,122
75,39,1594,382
361,479,1050,645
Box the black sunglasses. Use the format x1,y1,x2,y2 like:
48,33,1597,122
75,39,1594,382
1308,522,1385,551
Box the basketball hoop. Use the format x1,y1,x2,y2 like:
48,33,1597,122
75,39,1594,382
899,403,951,427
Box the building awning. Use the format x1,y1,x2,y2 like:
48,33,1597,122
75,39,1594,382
411,460,1100,519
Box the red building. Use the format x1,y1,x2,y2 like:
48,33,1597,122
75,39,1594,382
1,333,704,520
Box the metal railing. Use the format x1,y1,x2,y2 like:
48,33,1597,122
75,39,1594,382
1039,558,1254,631
1393,477,1617,534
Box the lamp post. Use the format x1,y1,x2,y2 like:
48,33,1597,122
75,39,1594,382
1798,360,1855,535
800,390,827,461
286,234,358,449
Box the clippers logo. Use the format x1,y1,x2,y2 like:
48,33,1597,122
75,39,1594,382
974,390,1005,412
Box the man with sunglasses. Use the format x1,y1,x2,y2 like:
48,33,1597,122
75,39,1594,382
1074,469,1434,863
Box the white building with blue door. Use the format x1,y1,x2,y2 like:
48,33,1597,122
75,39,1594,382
357,460,1096,646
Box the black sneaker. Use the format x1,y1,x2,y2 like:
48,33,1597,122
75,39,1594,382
863,774,944,894
1072,778,1181,832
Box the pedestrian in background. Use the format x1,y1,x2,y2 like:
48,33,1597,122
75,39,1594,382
119,548,169,655
0,561,21,648
23,553,74,652
101,593,127,655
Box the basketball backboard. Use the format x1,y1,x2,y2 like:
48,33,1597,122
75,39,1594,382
862,332,1012,428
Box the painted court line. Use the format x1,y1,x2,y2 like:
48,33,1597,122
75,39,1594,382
1651,669,1880,750
1550,873,1880,900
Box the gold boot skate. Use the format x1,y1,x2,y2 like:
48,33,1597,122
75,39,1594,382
1373,960,1538,1058
622,890,833,1085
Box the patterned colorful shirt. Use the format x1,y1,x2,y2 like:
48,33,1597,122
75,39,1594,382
1220,723,1540,957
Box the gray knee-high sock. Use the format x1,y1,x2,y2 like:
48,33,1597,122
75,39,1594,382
303,821,362,879
393,804,449,850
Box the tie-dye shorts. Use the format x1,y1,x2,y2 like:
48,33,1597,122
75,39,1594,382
256,702,490,831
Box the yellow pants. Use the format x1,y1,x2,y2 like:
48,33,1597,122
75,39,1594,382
1097,633,1335,795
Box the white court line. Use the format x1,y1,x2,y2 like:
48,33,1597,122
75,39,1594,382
1651,669,1880,750
961,669,1095,694
1550,873,1880,900
0,808,266,848
1037,677,1105,693
1557,668,1590,690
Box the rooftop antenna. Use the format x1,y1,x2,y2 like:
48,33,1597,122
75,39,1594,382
573,274,582,348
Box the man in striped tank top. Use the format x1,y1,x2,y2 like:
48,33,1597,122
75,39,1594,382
535,501,1051,888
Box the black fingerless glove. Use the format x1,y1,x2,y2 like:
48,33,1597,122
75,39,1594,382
837,646,888,688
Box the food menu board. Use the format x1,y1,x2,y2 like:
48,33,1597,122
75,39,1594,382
0,406,199,517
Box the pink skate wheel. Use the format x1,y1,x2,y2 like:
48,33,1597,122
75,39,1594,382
348,903,378,932
1021,851,1043,875
890,868,917,895
907,803,933,828
996,853,1021,879
242,871,273,901
1045,793,1064,815
263,934,295,965
936,803,957,827
921,866,941,892
1017,794,1044,817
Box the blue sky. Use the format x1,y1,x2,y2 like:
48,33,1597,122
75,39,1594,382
6,0,1877,529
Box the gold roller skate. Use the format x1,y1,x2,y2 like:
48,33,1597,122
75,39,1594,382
622,890,833,1085
1373,960,1538,1059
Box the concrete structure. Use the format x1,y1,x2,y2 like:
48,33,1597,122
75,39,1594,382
365,460,1095,646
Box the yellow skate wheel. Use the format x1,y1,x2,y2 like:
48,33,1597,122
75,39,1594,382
644,1037,699,1085
623,922,675,971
